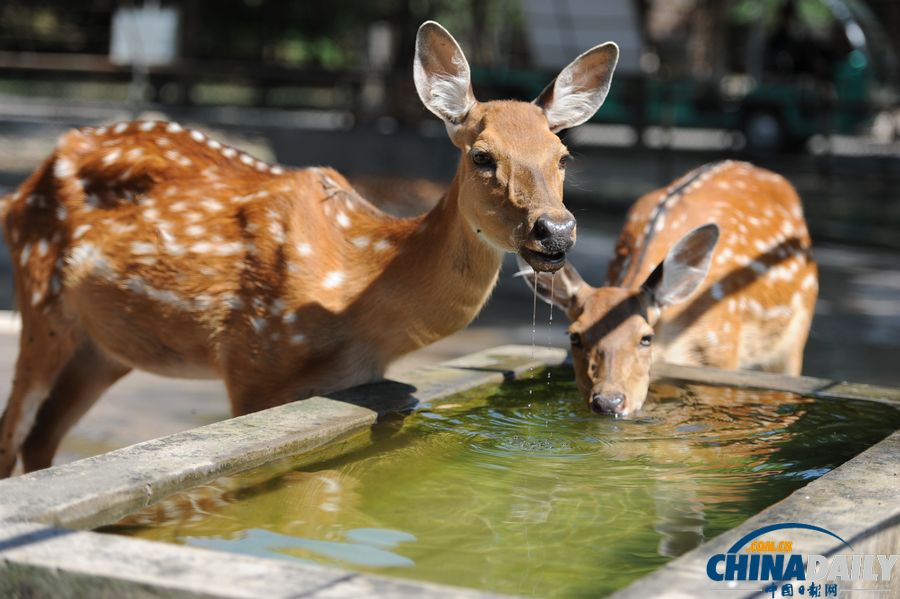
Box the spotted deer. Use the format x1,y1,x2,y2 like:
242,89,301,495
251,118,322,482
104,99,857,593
0,22,619,475
520,161,818,416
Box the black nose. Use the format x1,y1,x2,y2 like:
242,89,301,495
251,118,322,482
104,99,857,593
590,393,625,415
532,215,575,253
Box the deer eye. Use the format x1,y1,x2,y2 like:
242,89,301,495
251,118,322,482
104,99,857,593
559,154,571,169
471,149,494,168
640,335,653,347
569,332,582,347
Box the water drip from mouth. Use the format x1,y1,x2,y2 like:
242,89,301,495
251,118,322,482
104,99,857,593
547,274,555,387
529,275,538,396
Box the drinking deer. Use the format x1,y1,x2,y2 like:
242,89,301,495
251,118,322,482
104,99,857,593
519,161,818,416
0,22,619,475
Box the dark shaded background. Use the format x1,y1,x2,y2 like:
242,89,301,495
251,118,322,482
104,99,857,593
1,0,899,392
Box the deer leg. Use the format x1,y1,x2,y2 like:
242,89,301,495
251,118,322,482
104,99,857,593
225,379,303,416
20,342,131,473
0,322,80,477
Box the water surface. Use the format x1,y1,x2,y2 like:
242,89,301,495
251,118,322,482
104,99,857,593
107,371,900,597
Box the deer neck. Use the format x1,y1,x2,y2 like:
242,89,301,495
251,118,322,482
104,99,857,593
352,174,504,362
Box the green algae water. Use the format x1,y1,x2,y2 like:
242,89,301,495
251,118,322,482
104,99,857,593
106,371,900,598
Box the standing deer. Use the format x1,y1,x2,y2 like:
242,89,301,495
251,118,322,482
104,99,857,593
520,161,818,416
0,21,619,476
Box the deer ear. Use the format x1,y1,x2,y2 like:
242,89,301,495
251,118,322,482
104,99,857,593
641,224,719,307
414,21,476,134
534,42,619,133
516,256,587,315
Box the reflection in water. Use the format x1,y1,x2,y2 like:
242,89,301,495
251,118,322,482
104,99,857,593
105,371,900,598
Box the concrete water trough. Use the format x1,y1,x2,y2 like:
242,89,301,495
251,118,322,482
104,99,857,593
0,344,898,598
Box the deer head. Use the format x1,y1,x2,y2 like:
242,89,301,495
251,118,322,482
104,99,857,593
414,21,618,272
520,224,719,415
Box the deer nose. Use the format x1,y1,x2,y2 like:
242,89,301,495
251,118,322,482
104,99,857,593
531,214,575,253
590,393,625,415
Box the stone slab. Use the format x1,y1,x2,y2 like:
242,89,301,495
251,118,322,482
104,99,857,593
0,522,506,599
653,362,900,408
0,398,376,530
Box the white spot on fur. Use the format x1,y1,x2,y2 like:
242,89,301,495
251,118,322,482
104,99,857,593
801,272,817,290
240,154,254,166
185,225,206,236
374,239,391,252
200,199,223,212
250,316,267,333
113,122,128,134
746,299,764,316
190,242,214,253
36,239,48,257
54,157,76,179
781,221,795,236
139,121,156,131
102,149,122,166
146,286,187,309
163,239,186,257
322,271,344,289
351,236,370,249
335,211,350,228
296,243,312,256
67,243,109,276
166,122,183,133
222,147,237,159
131,241,156,255
190,130,205,142
19,243,31,266
271,166,284,175
225,296,244,310
270,299,285,316
73,224,91,239
143,208,160,220
290,334,306,345
209,242,240,256
715,247,733,265
654,215,666,233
